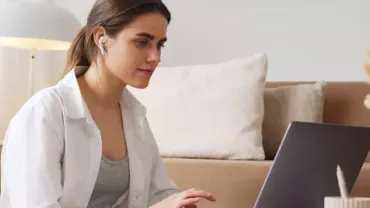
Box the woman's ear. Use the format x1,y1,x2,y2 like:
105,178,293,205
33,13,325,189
92,26,107,53
98,36,106,54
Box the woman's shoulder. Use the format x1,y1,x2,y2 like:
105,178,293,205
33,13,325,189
4,86,65,147
11,86,64,123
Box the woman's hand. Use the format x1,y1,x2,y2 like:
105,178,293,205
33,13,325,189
150,188,216,208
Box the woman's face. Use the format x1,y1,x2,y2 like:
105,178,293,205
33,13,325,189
102,12,168,89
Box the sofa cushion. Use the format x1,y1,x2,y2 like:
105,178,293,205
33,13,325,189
129,53,268,160
164,158,272,208
262,82,326,159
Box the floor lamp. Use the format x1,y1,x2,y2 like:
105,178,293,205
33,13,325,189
0,1,81,97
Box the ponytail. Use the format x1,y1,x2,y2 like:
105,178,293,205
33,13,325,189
63,25,90,77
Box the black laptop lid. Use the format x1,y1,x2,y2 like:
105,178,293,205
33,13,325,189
254,121,370,208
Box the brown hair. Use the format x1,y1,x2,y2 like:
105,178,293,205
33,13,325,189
63,0,171,76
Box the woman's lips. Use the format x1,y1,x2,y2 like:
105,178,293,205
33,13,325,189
137,68,154,75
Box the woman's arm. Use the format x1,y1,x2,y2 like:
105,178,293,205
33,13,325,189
143,117,216,208
1,97,64,207
144,118,180,206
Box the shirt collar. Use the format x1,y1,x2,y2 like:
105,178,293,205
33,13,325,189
56,66,147,123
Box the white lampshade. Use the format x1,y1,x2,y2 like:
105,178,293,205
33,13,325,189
0,1,81,51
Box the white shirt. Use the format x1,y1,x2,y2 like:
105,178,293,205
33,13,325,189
0,67,179,208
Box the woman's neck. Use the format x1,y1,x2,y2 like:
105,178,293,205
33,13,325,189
80,63,126,108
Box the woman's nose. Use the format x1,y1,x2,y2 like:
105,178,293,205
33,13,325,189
146,48,161,64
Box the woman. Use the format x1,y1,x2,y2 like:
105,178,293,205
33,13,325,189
0,0,216,207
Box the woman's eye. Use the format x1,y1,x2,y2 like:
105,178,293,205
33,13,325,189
157,43,165,49
137,39,149,47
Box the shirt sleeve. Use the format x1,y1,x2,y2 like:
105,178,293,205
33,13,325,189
144,118,180,206
1,99,64,208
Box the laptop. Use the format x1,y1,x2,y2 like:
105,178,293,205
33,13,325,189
254,121,370,208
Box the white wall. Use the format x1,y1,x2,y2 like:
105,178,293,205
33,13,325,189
57,0,370,81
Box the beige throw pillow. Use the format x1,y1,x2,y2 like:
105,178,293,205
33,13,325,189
262,82,326,159
129,53,268,160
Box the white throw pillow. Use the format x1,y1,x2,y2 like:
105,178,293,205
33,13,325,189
128,52,268,160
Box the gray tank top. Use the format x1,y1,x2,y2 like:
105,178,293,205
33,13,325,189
87,155,130,208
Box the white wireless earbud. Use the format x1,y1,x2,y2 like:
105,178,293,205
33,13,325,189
98,36,106,55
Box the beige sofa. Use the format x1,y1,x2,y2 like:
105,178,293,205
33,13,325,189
163,81,370,208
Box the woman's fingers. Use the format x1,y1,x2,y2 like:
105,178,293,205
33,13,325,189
182,189,217,201
149,189,214,208
177,197,200,208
